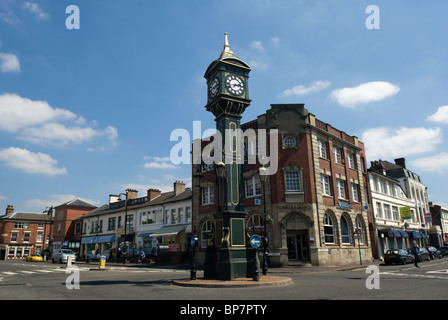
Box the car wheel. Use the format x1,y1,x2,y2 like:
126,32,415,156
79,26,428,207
59,258,63,264
52,258,55,264
401,258,406,265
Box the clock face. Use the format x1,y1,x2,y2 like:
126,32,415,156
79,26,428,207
208,77,220,99
225,75,244,96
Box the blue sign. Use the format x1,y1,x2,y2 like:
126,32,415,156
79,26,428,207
338,202,352,209
250,235,262,248
190,237,198,248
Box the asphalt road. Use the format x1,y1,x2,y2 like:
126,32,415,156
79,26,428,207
1,258,447,303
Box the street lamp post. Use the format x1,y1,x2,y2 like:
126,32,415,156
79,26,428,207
190,236,199,280
354,227,363,266
259,167,269,276
116,191,128,265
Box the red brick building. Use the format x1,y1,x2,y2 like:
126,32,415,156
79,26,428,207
0,205,52,260
52,199,96,255
192,104,373,267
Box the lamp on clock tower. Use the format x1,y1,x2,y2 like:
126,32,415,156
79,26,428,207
203,33,253,280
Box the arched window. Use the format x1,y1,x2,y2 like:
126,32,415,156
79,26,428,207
247,214,264,233
323,213,334,244
341,216,350,244
201,220,214,248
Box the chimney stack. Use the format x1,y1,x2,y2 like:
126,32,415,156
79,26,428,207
5,205,14,215
394,158,406,169
147,188,161,201
126,189,138,200
174,180,186,196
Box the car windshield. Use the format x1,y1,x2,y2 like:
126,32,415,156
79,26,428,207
62,250,74,254
387,250,399,254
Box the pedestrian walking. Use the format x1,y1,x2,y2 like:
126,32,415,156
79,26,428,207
139,250,146,264
411,240,420,267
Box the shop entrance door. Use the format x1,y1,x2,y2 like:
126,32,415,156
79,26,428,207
287,230,309,261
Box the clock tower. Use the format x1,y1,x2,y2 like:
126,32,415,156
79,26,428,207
204,33,251,117
203,33,253,280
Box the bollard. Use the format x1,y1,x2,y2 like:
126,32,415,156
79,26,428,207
66,255,73,268
252,249,260,281
99,255,106,269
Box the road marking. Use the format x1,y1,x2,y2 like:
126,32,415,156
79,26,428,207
2,272,18,275
36,269,53,273
20,271,36,274
427,269,448,274
380,271,448,280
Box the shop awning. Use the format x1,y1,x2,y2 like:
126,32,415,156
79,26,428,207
399,231,409,238
391,229,402,238
137,225,187,238
138,232,152,239
81,236,96,244
81,235,116,244
409,231,426,239
95,235,116,243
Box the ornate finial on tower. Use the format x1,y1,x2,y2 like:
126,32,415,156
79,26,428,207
222,32,234,55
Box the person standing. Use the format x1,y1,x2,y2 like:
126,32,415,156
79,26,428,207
411,240,420,267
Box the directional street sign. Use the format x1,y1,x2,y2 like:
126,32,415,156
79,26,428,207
250,235,262,248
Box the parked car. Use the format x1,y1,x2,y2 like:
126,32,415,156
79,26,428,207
439,246,448,257
384,249,415,265
426,246,443,259
408,247,431,262
52,249,76,264
26,254,43,262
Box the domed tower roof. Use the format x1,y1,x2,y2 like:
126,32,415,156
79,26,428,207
204,33,251,78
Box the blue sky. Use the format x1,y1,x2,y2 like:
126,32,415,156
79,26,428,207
0,0,447,212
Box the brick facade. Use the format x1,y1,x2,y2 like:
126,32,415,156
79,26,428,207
0,206,52,260
51,199,97,255
192,104,374,267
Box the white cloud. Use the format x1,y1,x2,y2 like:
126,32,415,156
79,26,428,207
22,2,49,20
144,156,179,170
410,152,448,173
248,59,268,70
0,93,75,132
331,81,400,107
144,162,178,169
361,126,442,160
427,105,448,124
0,147,67,176
280,80,331,97
23,194,99,209
0,93,118,148
0,53,20,73
21,123,98,146
250,41,264,51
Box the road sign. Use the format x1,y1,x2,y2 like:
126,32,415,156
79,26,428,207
190,236,198,248
250,235,262,248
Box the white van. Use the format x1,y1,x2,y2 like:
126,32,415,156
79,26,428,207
52,249,76,264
